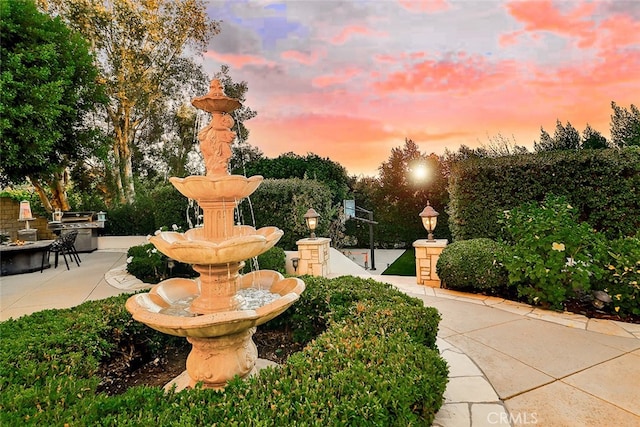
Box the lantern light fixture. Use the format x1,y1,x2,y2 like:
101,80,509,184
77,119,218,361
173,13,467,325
304,208,320,239
419,201,439,241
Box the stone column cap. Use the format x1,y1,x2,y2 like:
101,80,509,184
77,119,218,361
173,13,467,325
413,239,448,247
296,237,331,245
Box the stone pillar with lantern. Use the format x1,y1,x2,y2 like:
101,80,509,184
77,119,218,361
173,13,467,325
295,208,331,277
413,201,448,287
17,200,37,241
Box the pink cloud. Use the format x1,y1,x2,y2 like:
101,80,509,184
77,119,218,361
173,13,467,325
203,51,273,69
502,0,597,47
374,53,401,64
596,13,640,50
330,25,388,45
374,51,427,65
398,0,449,13
280,49,325,65
374,54,519,94
312,67,363,88
499,30,524,47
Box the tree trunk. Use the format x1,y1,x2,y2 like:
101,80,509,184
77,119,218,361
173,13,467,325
51,171,71,211
111,103,137,204
28,173,70,212
28,177,53,212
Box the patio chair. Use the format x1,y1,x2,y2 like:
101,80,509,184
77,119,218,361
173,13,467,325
40,230,81,272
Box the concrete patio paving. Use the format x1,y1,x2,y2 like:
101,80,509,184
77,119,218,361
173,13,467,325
1,248,638,426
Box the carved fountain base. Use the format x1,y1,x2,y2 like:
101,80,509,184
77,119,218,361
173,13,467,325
185,328,258,389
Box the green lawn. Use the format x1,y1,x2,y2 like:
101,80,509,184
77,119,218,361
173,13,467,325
381,248,416,276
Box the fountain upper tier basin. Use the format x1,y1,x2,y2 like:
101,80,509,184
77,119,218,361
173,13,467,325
150,225,283,265
125,270,305,338
170,175,263,202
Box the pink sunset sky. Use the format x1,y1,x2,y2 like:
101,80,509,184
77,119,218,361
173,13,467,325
200,0,640,176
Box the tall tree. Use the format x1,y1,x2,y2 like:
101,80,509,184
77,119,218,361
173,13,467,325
375,139,449,245
534,120,581,152
0,0,103,211
553,120,581,150
535,120,581,152
581,123,608,149
610,101,640,148
38,0,220,203
533,127,555,152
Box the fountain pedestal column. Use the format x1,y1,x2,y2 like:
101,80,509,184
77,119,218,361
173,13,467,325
186,328,258,389
190,262,244,314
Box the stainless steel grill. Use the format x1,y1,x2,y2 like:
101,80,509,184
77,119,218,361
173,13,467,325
48,211,104,252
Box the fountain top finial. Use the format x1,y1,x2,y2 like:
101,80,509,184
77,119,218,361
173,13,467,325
191,78,241,114
208,79,225,96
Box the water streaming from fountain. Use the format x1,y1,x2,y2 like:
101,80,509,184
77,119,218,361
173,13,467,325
126,78,305,390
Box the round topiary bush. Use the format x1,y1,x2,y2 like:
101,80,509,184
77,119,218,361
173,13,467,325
436,238,508,293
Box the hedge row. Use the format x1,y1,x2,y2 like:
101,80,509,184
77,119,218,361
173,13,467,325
239,178,334,250
447,148,640,241
0,276,448,426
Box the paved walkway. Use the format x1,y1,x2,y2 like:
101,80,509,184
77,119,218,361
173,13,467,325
1,249,639,426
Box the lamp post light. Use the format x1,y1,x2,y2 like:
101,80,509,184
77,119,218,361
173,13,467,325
304,208,320,239
419,201,439,241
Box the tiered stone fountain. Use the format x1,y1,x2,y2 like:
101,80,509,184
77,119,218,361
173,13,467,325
125,79,305,389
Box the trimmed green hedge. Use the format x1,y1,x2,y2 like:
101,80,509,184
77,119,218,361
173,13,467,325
239,178,334,250
436,238,508,293
242,246,287,274
0,276,447,426
448,148,640,241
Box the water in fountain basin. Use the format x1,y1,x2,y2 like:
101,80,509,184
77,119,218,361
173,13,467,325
157,289,280,316
238,288,280,310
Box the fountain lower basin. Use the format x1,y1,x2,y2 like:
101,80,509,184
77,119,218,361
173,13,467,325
126,270,305,388
126,270,304,337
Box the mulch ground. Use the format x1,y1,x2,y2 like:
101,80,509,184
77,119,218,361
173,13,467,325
97,328,302,396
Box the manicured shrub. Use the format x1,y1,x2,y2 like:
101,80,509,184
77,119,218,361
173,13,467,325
0,276,448,426
126,241,195,284
242,246,287,274
436,238,508,293
448,148,640,241
500,195,605,310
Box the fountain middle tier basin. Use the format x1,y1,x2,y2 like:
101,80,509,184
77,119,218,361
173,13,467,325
149,225,283,265
125,270,305,338
170,175,263,201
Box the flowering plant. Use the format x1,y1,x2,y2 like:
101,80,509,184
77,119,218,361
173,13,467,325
598,236,640,318
500,195,605,310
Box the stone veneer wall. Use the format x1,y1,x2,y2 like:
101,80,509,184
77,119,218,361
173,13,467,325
0,197,56,241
